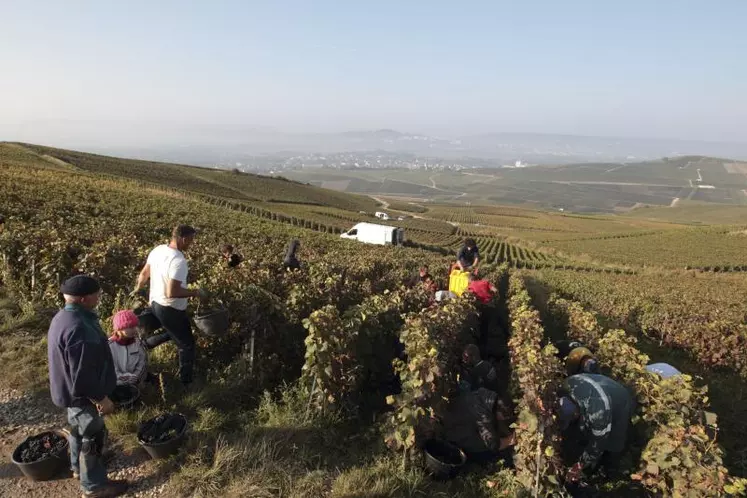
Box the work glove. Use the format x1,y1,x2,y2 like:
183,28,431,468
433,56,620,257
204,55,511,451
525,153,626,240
566,462,584,483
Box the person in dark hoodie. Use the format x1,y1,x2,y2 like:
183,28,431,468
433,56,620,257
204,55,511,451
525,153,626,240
47,275,128,497
460,344,500,392
283,239,301,271
442,387,515,463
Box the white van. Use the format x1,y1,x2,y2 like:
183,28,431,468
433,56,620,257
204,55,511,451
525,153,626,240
340,222,405,246
374,211,390,220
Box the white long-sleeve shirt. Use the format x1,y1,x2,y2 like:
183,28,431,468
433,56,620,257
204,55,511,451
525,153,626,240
108,340,148,386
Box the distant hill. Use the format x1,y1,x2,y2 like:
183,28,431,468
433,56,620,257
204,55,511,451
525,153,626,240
287,155,747,213
341,129,407,140
454,133,747,163
4,141,745,216
0,143,378,212
13,122,747,166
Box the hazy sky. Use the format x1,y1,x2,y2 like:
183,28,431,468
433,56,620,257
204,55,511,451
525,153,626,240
1,0,746,145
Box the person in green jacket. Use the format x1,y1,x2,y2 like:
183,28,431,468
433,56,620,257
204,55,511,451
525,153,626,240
556,373,635,483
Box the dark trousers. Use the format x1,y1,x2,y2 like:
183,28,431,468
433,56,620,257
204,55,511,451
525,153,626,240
146,302,195,384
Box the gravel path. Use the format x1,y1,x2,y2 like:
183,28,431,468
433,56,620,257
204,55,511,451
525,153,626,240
0,388,169,497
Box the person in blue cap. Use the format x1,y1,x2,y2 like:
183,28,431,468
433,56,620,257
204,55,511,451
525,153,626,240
556,373,635,483
646,362,682,379
47,275,129,497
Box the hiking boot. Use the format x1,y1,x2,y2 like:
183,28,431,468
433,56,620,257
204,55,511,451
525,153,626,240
81,480,129,497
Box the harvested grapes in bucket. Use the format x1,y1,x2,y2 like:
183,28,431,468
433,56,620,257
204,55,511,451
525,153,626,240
138,414,186,444
18,432,67,463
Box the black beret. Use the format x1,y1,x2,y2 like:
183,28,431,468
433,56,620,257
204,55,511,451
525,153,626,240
60,275,101,297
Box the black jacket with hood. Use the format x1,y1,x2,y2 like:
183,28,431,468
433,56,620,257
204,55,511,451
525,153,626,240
283,239,301,270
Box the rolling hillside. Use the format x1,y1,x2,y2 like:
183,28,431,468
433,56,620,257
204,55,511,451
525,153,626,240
1,142,379,212
4,142,746,272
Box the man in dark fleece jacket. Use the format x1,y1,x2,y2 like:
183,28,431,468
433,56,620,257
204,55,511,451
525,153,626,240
48,275,128,497
283,239,301,271
557,373,635,483
442,388,515,463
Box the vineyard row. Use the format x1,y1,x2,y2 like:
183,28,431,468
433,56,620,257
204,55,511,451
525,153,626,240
549,297,740,496
535,270,747,380
507,276,745,496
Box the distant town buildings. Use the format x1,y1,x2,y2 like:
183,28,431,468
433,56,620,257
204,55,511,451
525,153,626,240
218,151,469,173
215,150,534,174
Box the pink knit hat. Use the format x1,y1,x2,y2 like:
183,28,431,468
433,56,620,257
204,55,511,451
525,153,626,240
113,310,139,331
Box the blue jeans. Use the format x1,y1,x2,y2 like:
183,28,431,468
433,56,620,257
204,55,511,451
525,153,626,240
67,405,108,492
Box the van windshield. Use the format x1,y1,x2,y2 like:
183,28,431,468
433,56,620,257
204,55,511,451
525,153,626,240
347,229,358,235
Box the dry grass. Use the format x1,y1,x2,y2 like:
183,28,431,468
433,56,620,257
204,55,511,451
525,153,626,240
164,385,514,498
329,456,428,497
0,292,54,393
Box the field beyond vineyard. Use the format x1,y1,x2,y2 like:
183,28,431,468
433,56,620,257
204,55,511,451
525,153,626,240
1,143,746,497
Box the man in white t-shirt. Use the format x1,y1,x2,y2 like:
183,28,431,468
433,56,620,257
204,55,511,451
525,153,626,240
134,225,206,387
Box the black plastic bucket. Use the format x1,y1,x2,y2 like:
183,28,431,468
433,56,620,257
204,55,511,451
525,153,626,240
11,430,70,481
137,413,187,460
423,439,467,480
110,384,140,410
193,309,230,336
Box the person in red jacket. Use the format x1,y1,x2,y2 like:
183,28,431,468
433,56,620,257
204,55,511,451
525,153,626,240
466,273,497,304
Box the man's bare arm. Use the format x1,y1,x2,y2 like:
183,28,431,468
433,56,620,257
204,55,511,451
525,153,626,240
134,264,150,291
166,278,201,299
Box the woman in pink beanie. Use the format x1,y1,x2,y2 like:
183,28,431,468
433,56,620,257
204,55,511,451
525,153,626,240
109,310,148,386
